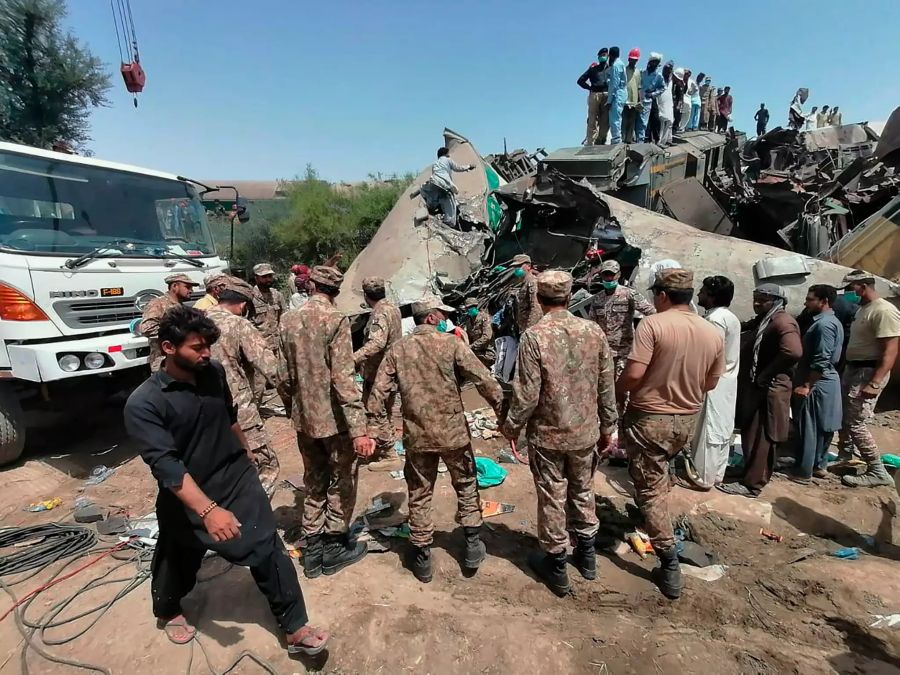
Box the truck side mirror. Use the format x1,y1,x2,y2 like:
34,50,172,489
235,197,251,224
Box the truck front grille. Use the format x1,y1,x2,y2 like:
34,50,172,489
53,292,205,329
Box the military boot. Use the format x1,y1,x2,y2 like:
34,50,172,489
463,526,486,570
572,535,597,580
411,545,433,583
841,461,893,488
322,533,367,576
652,546,683,599
302,535,323,579
527,551,570,597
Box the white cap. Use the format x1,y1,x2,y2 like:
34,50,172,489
649,52,663,61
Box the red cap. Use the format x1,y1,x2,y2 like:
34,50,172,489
628,48,640,60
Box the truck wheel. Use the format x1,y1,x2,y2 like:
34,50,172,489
0,388,26,466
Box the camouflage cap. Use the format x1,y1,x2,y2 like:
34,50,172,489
362,276,386,294
203,271,227,289
309,265,344,288
841,269,875,288
252,263,275,276
537,270,573,300
411,293,455,317
510,254,532,267
652,268,694,290
164,273,199,286
221,275,254,300
600,260,621,274
463,297,479,307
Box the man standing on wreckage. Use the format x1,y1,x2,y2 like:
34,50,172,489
419,146,477,226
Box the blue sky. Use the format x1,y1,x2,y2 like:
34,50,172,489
66,0,900,182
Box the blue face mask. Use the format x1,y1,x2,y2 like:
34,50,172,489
513,268,525,279
467,307,478,317
598,56,608,63
602,280,618,291
437,320,448,332
843,291,860,304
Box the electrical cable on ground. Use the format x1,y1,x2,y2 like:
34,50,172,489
1,522,281,675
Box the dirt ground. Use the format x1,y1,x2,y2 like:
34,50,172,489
1,395,899,675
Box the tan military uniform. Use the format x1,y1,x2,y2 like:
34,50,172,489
251,285,286,350
354,299,402,447
588,285,656,377
465,309,495,367
140,294,180,372
516,271,543,334
368,324,503,548
206,304,282,493
503,306,617,555
281,293,367,537
251,285,287,409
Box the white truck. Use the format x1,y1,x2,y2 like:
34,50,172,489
0,142,231,465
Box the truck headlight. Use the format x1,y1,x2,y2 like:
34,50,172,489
83,352,106,370
58,354,81,372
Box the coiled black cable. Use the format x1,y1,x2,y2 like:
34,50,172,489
0,524,97,578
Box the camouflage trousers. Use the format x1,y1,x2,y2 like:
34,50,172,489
529,444,598,555
623,410,698,550
612,355,628,419
404,445,482,548
362,379,397,452
838,365,889,464
297,432,359,537
238,403,281,498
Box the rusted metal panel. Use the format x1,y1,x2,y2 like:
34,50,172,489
657,178,735,235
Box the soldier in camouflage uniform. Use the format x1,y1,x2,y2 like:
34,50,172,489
617,269,724,600
251,263,288,416
353,277,402,456
501,271,617,597
588,260,656,380
368,294,503,583
462,297,496,368
206,276,283,495
511,254,543,335
141,273,199,371
280,266,375,579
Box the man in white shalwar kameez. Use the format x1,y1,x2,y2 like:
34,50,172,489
688,276,741,489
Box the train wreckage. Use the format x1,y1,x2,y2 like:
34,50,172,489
339,119,899,325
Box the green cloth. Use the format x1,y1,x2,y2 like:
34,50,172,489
881,454,900,468
475,457,507,488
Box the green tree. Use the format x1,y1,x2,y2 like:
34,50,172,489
0,0,111,150
272,165,412,268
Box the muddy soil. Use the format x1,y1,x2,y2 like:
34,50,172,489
0,400,898,674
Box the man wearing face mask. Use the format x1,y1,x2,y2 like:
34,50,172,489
836,270,900,488
462,297,495,368
511,254,543,336
368,294,503,583
251,263,288,416
206,276,284,495
588,260,656,381
578,48,610,145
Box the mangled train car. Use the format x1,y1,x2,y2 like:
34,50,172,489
341,128,896,331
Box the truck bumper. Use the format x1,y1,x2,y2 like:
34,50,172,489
6,334,149,383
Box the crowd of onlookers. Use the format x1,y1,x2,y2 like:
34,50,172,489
578,46,734,147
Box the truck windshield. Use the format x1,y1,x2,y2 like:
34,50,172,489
0,149,217,257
